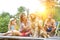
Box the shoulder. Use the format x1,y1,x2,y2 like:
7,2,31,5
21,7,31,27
45,19,48,22
51,19,55,22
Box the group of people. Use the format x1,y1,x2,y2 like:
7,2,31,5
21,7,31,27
3,13,56,38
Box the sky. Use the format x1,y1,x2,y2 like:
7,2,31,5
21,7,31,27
0,0,42,15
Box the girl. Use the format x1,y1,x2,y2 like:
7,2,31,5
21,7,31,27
8,18,16,31
3,18,18,36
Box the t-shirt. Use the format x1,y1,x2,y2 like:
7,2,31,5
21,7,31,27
19,19,31,32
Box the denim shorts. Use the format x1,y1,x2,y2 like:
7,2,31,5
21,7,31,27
47,27,52,32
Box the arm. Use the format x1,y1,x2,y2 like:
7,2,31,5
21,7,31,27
8,24,10,31
15,24,17,30
39,23,46,32
52,19,56,28
50,19,56,33
44,19,48,29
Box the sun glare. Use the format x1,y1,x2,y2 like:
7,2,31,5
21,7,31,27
38,6,46,12
39,6,45,12
0,0,46,15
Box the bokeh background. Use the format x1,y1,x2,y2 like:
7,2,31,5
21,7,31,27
0,0,60,33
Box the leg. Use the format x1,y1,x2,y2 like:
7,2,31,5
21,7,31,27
40,30,50,38
44,26,47,31
2,31,12,36
12,30,23,36
51,27,56,33
43,32,50,38
33,27,38,37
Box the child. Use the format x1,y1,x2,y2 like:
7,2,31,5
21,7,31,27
44,14,56,36
3,18,17,36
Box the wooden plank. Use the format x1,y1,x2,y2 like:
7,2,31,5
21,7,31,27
0,36,44,39
0,36,60,40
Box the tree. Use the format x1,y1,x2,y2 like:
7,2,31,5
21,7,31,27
16,6,26,19
0,12,10,33
18,6,26,13
1,12,10,17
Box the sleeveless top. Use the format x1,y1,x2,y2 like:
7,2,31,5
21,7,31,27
10,25,15,30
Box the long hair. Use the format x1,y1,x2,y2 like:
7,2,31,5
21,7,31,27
30,14,36,22
20,13,27,25
20,13,25,22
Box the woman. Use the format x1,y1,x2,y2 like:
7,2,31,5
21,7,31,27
30,14,39,37
19,13,31,37
30,14,49,38
35,16,49,38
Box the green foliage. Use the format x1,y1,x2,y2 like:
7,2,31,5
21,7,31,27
18,6,26,13
0,12,10,33
54,7,60,21
16,6,26,19
0,12,10,17
0,6,60,33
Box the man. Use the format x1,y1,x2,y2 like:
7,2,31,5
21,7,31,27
44,14,56,36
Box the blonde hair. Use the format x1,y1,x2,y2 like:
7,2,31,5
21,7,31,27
9,18,16,25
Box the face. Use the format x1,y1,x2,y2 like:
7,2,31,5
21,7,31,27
11,19,16,25
30,14,36,21
23,16,27,22
20,14,25,22
48,15,52,19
